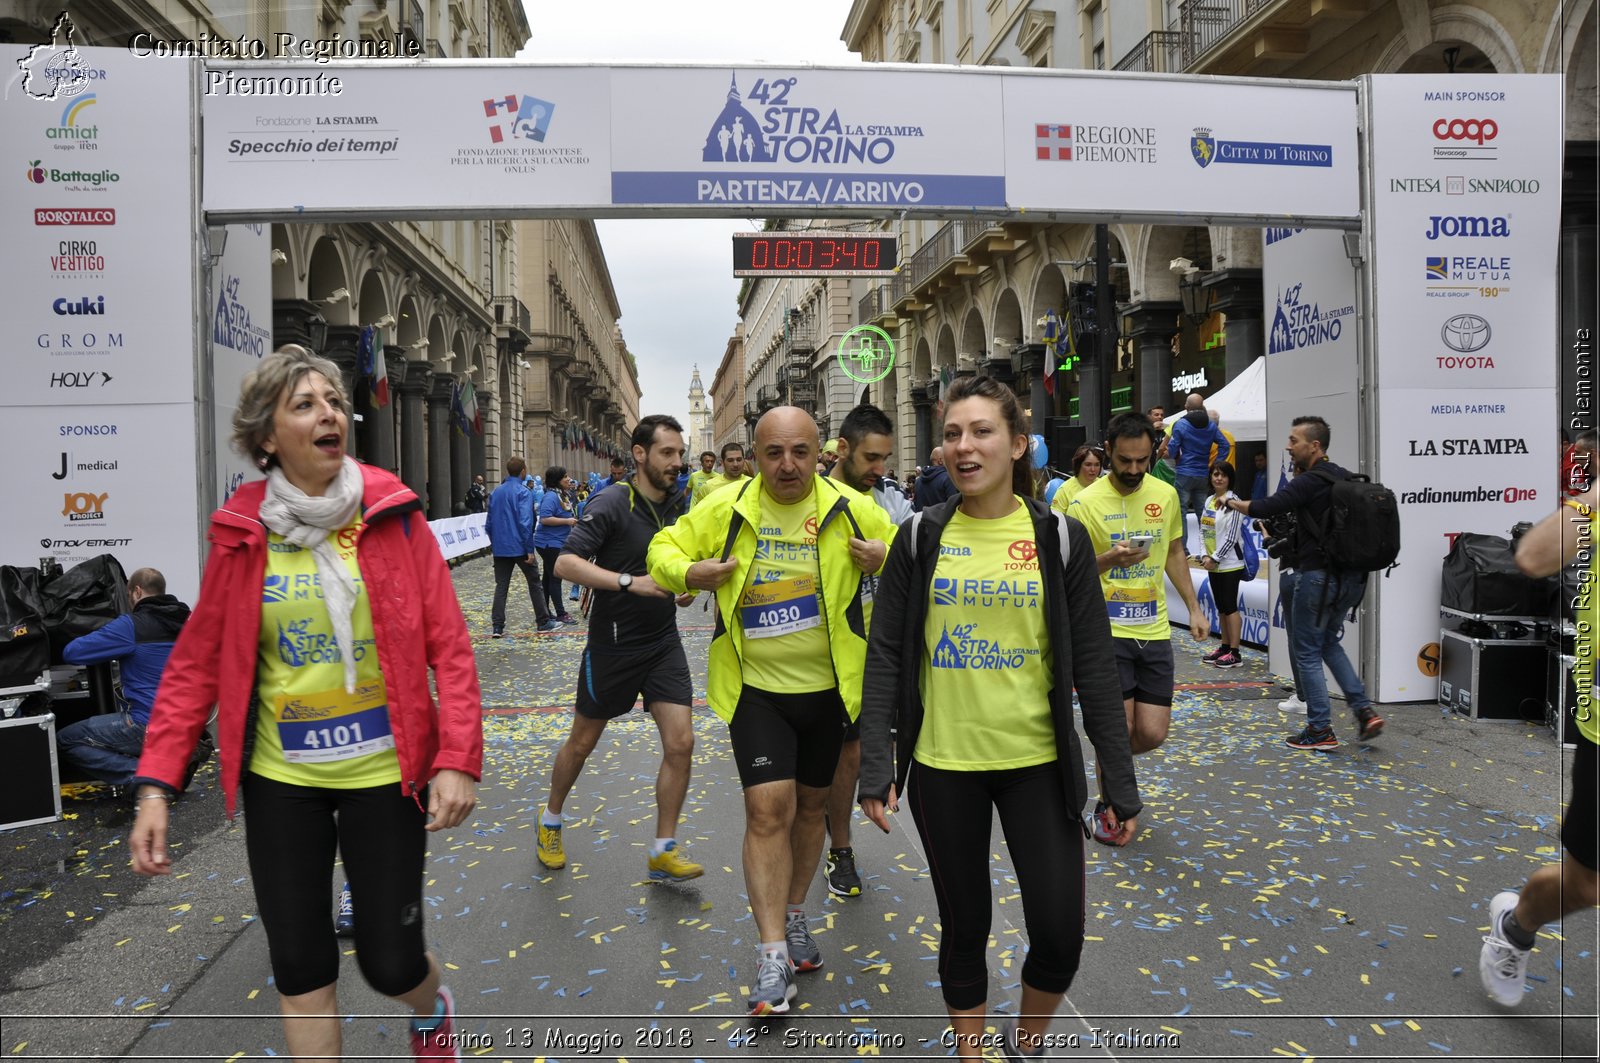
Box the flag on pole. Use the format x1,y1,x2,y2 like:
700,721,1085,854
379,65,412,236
1041,309,1060,396
461,377,481,435
359,325,390,408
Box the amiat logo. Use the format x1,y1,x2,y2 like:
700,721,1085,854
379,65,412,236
47,94,98,147
483,94,554,144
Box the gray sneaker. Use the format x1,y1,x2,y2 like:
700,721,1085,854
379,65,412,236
1479,890,1532,1005
785,910,823,972
746,954,796,1016
1000,1020,1049,1060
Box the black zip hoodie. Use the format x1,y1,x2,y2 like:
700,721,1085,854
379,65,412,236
858,497,1142,823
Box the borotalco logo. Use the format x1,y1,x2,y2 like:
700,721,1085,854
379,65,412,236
63,490,108,521
1433,118,1498,144
1441,314,1491,353
1144,503,1163,519
34,207,115,225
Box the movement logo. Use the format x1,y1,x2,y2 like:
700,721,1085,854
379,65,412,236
35,207,114,225
1190,127,1332,168
41,537,130,548
483,94,554,144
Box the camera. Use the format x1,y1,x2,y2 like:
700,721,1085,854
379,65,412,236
1259,512,1297,560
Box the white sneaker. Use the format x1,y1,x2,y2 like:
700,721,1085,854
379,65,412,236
1479,890,1532,1006
1278,695,1307,712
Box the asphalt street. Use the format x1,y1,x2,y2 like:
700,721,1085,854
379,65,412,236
1,555,1595,1061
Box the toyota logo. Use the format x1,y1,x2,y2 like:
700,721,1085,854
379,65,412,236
1441,314,1492,353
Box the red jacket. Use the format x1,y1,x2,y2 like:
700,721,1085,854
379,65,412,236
135,465,483,816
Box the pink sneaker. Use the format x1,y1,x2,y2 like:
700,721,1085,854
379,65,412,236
409,985,461,1060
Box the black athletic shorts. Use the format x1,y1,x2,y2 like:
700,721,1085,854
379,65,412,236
1563,735,1598,872
727,686,847,789
1209,569,1243,616
1113,637,1175,707
574,640,693,720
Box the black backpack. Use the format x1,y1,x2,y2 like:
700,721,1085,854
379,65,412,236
1303,466,1401,574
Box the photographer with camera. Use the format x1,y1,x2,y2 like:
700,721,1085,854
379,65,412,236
1226,416,1385,750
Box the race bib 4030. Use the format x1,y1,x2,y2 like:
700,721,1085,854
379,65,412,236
273,681,395,763
740,575,822,639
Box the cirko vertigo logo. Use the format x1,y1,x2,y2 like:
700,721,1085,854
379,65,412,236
35,207,115,225
1441,314,1492,353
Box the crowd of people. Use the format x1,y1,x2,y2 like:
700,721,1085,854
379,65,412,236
94,345,1592,1061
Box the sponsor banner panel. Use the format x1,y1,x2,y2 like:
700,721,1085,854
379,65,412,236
1261,226,1362,690
1001,77,1358,220
202,64,611,214
0,403,201,603
609,66,1005,209
1,45,195,406
1375,387,1556,702
1165,554,1271,651
430,513,488,562
1368,75,1561,392
211,224,271,511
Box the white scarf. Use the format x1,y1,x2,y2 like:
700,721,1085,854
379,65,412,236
259,457,365,693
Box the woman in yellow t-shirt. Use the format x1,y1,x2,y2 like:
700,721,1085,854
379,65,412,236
1050,444,1104,513
857,376,1140,1061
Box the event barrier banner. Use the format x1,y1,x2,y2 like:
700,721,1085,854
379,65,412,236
210,224,271,512
1368,75,1562,702
199,62,1360,223
1260,226,1362,692
430,513,489,562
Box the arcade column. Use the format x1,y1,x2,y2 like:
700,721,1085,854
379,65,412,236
911,379,935,466
427,376,456,520
1201,270,1264,382
397,360,433,506
450,413,471,516
356,346,404,474
1121,302,1182,414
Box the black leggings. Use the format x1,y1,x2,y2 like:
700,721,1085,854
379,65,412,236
538,546,568,618
907,759,1085,1010
242,772,430,998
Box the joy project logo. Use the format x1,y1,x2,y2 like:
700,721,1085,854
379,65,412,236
483,94,554,144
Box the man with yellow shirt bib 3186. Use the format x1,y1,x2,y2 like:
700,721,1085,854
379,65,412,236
647,406,895,1017
1066,412,1208,846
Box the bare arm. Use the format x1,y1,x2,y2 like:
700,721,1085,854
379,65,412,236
553,553,672,597
1516,485,1597,578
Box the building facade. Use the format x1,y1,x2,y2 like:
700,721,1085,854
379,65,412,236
840,0,1597,472
709,324,747,454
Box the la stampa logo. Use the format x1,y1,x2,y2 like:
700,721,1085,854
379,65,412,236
483,95,554,144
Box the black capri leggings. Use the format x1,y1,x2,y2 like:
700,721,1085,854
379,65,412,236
242,772,431,998
1209,568,1243,615
538,546,567,617
907,759,1086,1010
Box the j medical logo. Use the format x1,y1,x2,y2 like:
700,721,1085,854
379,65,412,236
46,94,99,151
1268,282,1355,354
483,94,554,144
1191,127,1332,169
1034,123,1157,164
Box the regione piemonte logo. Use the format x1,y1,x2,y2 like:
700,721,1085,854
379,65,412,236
483,95,554,144
1036,124,1072,160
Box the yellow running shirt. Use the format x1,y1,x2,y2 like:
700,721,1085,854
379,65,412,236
688,469,718,505
251,517,401,789
914,503,1054,771
1066,474,1184,640
738,492,834,693
1050,475,1094,514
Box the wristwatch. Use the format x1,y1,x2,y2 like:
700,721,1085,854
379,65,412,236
617,573,634,592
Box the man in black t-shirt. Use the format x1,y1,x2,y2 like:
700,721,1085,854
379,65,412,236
537,413,704,882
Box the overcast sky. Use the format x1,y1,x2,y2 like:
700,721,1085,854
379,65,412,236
516,0,860,431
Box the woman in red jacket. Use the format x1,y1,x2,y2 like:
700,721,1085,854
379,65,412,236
129,345,482,1061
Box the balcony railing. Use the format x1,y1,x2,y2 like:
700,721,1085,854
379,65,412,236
858,286,882,325
1113,30,1189,73
401,0,424,47
904,219,974,294
493,296,530,337
757,384,783,409
1175,0,1274,66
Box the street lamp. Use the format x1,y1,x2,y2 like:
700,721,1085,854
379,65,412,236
1171,257,1209,323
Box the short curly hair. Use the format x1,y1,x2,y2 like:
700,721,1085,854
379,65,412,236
230,344,347,469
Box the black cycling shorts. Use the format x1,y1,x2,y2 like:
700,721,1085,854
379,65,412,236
1209,569,1243,616
575,640,693,720
1113,637,1174,707
727,686,847,789
1563,735,1598,872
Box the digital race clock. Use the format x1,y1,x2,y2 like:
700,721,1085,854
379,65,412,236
732,231,899,277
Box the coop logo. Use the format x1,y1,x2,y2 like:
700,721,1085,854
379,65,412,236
1432,118,1499,159
46,94,99,148
1441,314,1492,353
53,295,105,316
1268,282,1355,354
62,490,108,521
1033,123,1157,164
482,93,554,144
1425,214,1509,240
34,207,115,225
1190,127,1332,168
213,275,271,357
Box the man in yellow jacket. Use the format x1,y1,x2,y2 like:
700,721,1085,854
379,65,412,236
648,406,894,1017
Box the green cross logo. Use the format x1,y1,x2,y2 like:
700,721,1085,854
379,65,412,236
838,325,895,384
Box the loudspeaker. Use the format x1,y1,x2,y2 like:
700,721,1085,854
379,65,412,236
1048,420,1087,468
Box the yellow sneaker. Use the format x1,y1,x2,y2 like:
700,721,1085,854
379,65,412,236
537,819,566,870
647,841,703,881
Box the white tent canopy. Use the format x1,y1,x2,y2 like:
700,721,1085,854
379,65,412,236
1164,355,1266,441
